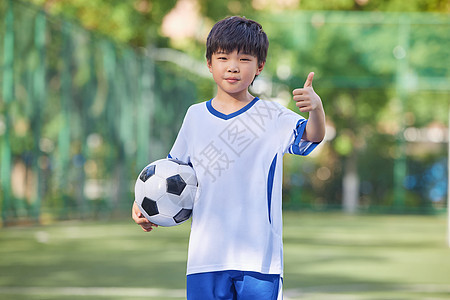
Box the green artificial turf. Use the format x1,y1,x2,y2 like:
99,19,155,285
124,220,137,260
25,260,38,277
0,212,449,299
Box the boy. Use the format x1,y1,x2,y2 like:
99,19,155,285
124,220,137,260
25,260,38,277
132,16,325,299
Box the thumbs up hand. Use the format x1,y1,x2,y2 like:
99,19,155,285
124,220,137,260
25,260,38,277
292,72,322,113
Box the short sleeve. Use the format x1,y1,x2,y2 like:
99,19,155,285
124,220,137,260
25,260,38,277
168,109,191,164
277,105,320,156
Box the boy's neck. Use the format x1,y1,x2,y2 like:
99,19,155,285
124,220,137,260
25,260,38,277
212,90,254,114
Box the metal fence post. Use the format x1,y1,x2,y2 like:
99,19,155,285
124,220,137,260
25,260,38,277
1,0,14,224
393,16,410,213
136,49,154,171
58,21,72,218
31,10,47,222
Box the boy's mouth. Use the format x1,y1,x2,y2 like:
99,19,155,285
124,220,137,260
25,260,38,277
225,77,240,83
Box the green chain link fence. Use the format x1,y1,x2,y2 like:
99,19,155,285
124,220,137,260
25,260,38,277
0,1,449,224
0,0,199,224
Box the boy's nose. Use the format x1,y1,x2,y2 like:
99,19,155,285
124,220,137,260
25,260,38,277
227,64,239,73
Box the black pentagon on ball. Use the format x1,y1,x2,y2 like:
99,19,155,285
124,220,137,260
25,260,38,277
166,174,186,196
141,197,158,216
173,208,192,223
139,165,156,182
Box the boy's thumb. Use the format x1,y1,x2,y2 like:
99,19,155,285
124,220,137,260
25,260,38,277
303,72,314,88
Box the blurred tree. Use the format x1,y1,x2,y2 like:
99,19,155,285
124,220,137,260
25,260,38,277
257,0,449,12
5,0,447,219
25,0,177,46
23,0,448,49
270,17,391,212
260,11,448,212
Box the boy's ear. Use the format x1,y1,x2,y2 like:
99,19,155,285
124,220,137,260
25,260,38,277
207,59,212,73
256,61,265,76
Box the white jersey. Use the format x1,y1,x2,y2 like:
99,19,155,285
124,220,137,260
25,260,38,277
168,97,319,276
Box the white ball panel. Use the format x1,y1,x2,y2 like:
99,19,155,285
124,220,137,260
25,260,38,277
154,159,179,178
148,214,176,227
134,180,146,205
143,175,166,200
178,185,196,208
157,194,183,216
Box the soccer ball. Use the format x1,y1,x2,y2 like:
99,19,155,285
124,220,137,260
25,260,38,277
134,158,198,227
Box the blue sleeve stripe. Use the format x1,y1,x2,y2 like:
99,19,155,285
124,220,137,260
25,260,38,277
289,119,320,156
167,153,193,167
267,154,277,224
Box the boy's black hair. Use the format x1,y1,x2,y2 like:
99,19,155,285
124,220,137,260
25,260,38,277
206,16,269,66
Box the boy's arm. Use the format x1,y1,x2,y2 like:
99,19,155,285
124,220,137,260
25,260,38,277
293,72,326,143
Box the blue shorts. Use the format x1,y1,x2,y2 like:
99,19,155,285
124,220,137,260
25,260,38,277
187,270,282,300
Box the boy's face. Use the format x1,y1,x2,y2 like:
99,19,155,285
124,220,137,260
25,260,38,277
207,49,265,99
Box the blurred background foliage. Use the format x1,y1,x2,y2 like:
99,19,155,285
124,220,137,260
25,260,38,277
0,0,448,225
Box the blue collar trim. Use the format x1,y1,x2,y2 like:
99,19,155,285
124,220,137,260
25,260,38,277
206,97,260,120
